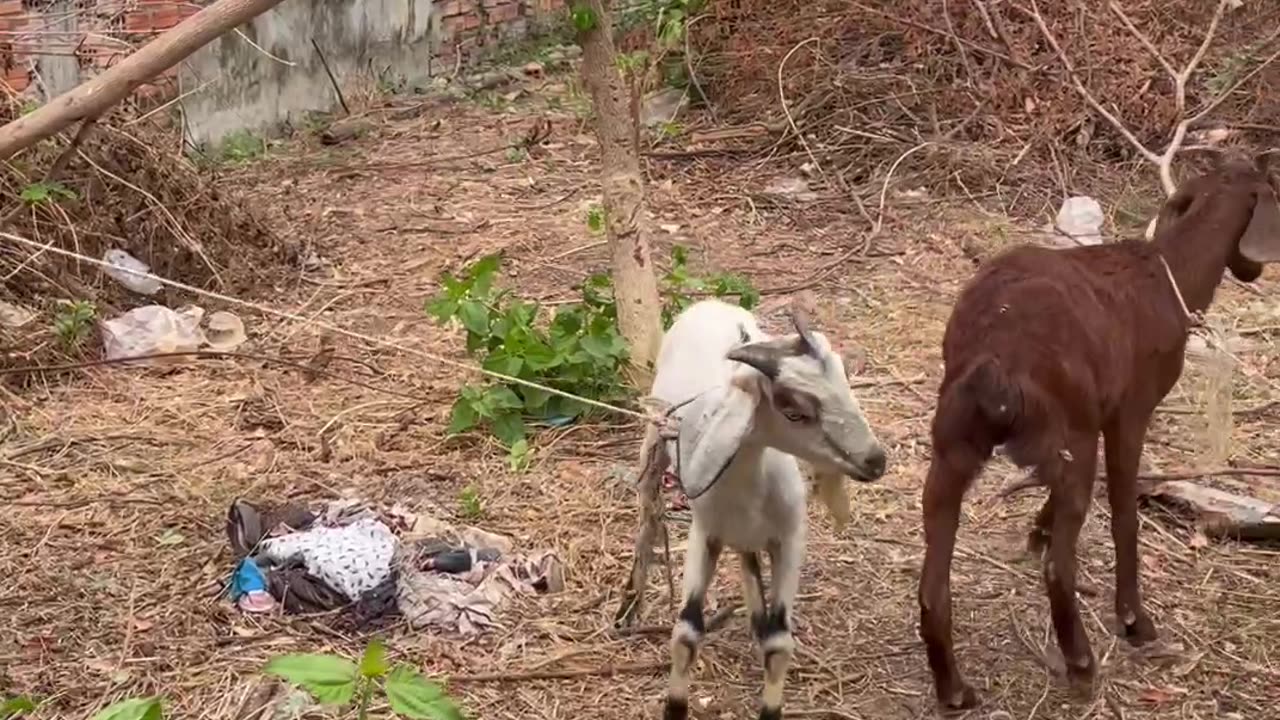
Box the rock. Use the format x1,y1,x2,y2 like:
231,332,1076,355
640,87,686,128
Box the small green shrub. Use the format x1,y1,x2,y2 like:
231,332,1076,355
265,638,462,720
53,299,96,350
424,247,759,457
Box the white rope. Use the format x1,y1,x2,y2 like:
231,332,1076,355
0,231,651,421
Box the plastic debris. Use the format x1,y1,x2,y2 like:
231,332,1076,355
0,299,36,328
102,249,163,295
100,305,205,363
204,311,247,351
1055,196,1105,246
230,557,276,613
1055,196,1105,244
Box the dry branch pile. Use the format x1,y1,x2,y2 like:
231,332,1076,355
0,100,292,371
689,0,1280,215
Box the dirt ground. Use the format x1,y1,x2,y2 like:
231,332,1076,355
4,70,1280,720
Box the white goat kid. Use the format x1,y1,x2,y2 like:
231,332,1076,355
651,299,888,720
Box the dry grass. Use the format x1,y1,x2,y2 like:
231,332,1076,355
3,70,1280,720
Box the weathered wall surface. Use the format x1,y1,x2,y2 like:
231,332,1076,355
0,0,566,145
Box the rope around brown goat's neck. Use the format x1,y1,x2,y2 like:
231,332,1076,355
1158,254,1203,329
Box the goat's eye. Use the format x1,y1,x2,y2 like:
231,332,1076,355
782,409,807,423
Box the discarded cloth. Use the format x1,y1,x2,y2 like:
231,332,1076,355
223,496,563,635
258,517,399,603
396,533,564,636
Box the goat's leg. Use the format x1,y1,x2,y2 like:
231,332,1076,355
756,532,804,720
918,446,985,711
1103,416,1158,645
1043,433,1099,696
664,523,722,720
739,551,767,640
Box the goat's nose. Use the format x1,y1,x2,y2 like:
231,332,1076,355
862,446,887,480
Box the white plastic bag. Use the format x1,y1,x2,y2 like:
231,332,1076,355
102,249,163,295
100,305,205,363
1055,196,1104,246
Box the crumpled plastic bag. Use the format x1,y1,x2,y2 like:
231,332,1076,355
102,249,163,295
100,305,205,363
1055,196,1105,246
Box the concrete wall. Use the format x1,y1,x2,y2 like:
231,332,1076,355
0,0,567,146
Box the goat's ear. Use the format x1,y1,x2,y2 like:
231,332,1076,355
680,381,758,499
1239,187,1280,263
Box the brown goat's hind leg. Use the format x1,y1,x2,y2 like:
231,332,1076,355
1104,417,1158,646
918,445,986,712
1044,433,1099,698
1027,497,1054,557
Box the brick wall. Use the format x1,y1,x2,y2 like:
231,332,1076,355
0,0,565,98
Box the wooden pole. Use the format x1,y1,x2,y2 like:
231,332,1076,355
0,0,289,161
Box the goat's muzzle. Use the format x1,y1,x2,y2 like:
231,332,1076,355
853,445,888,482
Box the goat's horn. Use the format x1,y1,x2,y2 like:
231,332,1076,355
790,307,818,357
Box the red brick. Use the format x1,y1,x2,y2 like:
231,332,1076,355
440,0,469,16
487,3,519,23
463,12,482,30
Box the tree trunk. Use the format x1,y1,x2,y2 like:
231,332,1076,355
575,0,663,388
0,0,290,161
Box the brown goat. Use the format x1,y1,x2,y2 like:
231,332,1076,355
917,150,1280,711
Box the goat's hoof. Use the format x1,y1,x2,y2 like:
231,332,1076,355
938,684,980,713
757,706,782,720
663,698,689,720
1121,614,1158,646
1066,657,1097,699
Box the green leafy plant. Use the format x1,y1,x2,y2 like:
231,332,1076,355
1,697,37,719
218,130,266,163
425,254,630,458
585,205,605,234
89,697,163,720
265,638,461,720
53,299,97,350
424,250,759,456
570,4,598,32
504,146,528,163
20,180,76,205
458,485,484,519
659,245,760,328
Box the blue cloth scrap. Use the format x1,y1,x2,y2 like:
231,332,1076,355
229,556,267,600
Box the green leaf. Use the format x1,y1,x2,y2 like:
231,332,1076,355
491,411,526,446
457,301,490,337
89,697,163,720
385,665,462,720
481,351,523,377
508,439,532,472
585,205,605,233
263,654,358,705
570,4,597,33
2,697,37,718
424,297,458,324
359,638,390,679
468,255,501,298
521,385,551,412
485,386,524,410
579,332,612,359
20,181,76,205
447,397,480,435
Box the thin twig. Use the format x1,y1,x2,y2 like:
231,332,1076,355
311,38,350,115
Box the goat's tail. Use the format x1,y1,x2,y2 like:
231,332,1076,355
936,355,1062,469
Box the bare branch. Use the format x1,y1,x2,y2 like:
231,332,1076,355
1024,0,1162,167
1027,0,1233,197
1107,1,1177,86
